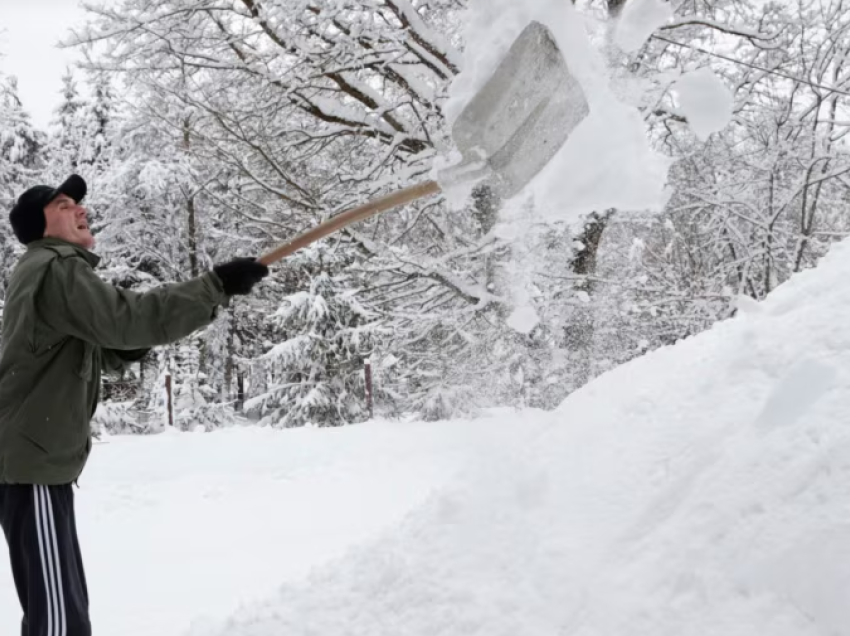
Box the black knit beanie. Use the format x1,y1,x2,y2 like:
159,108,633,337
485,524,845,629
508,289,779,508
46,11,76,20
9,174,87,245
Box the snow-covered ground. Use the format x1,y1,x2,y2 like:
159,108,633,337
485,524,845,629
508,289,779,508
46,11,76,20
178,238,850,635
0,416,544,636
3,236,848,635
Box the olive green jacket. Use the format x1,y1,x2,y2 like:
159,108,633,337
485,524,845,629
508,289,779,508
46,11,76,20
0,238,227,484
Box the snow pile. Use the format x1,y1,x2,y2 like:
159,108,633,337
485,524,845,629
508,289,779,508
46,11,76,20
614,0,674,53
673,68,735,140
445,0,672,222
192,237,850,635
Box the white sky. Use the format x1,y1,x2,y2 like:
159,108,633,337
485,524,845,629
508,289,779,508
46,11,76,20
0,0,90,131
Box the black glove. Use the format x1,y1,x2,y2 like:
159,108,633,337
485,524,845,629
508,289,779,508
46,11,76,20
212,257,269,296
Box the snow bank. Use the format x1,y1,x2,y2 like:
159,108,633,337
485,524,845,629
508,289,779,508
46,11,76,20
444,0,672,223
193,234,850,635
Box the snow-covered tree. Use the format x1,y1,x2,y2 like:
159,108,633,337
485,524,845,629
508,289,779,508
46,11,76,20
55,0,850,428
47,68,87,172
0,76,41,199
247,246,379,426
0,75,43,304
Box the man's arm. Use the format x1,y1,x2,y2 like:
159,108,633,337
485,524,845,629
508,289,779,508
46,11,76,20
37,256,228,350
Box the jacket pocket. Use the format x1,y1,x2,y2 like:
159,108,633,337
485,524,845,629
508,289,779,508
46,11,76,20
31,327,67,357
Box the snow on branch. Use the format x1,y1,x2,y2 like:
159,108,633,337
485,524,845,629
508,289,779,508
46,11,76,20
660,17,777,42
382,0,461,76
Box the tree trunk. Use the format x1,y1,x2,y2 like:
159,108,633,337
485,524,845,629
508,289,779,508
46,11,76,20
183,117,199,278
471,184,500,294
237,371,245,413
224,308,236,402
165,373,174,427
572,210,612,276
564,209,614,388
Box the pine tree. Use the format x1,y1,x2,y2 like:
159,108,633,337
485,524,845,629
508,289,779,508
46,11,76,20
0,75,43,305
48,68,86,172
81,72,115,167
248,247,379,427
0,75,42,199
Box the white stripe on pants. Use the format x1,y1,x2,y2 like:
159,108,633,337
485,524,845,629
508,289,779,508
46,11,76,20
34,485,67,636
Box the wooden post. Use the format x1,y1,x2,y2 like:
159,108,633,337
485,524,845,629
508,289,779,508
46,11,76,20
237,371,245,413
364,360,374,420
165,373,174,427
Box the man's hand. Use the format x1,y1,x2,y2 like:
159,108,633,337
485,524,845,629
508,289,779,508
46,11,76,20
212,257,269,296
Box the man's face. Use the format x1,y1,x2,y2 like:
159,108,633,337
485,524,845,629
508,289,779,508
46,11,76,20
43,194,94,250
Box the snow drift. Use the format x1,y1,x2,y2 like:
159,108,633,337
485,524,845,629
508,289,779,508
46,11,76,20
193,236,850,635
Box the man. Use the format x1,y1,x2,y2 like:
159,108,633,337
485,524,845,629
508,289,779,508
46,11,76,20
0,174,269,635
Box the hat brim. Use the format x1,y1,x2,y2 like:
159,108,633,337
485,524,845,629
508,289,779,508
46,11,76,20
49,174,87,205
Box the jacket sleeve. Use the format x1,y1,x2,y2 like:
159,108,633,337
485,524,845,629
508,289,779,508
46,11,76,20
36,256,228,350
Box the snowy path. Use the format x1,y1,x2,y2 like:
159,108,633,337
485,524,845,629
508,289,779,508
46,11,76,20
0,416,541,636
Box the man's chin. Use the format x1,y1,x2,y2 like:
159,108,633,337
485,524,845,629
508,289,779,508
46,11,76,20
74,234,95,250
44,231,95,250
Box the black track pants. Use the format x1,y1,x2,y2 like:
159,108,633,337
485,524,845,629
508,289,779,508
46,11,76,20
0,484,91,636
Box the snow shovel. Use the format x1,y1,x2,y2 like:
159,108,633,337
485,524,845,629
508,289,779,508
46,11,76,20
258,20,589,266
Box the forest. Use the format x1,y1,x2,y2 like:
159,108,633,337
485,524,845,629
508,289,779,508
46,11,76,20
1,0,847,432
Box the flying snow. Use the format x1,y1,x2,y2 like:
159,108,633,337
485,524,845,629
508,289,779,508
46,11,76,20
506,304,540,334
672,68,735,140
444,0,672,224
613,0,675,53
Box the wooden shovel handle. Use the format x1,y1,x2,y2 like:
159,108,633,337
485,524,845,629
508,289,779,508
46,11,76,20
258,180,442,266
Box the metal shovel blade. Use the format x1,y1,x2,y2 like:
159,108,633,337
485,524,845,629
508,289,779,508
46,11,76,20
449,21,590,199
